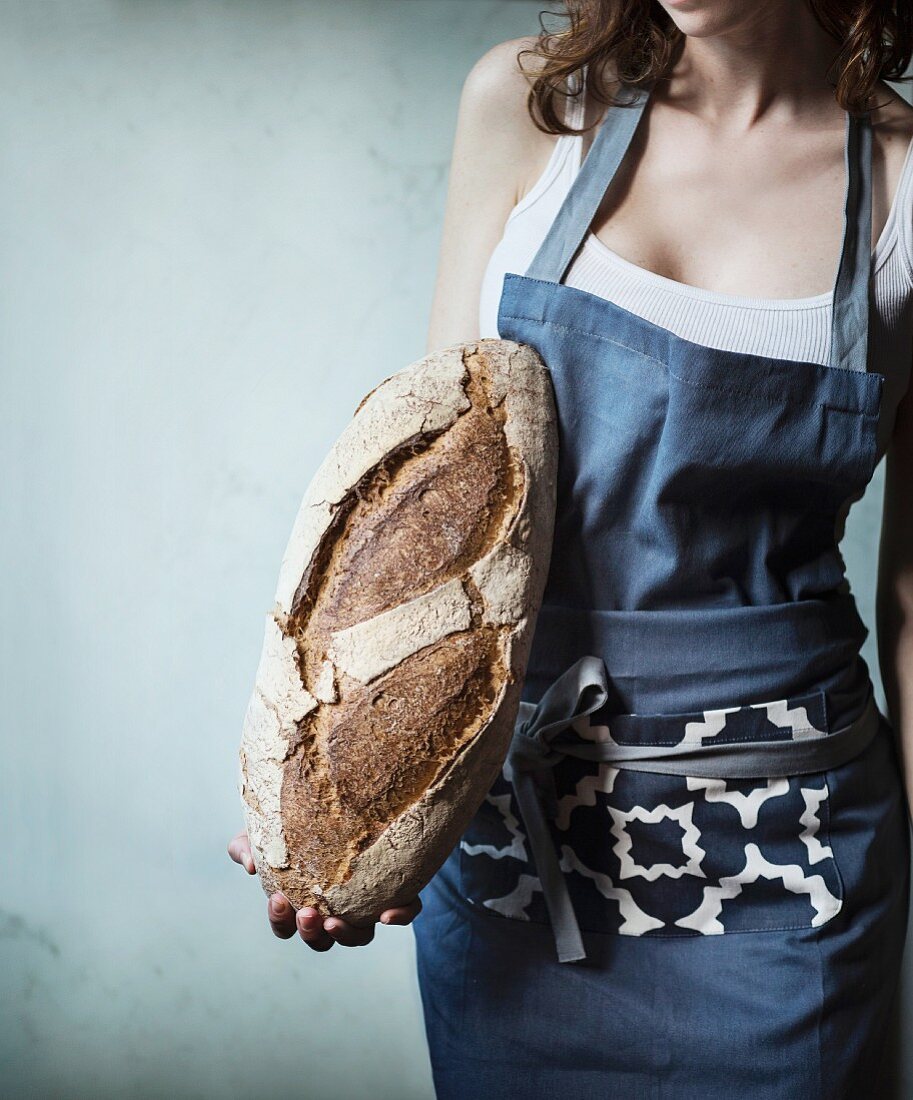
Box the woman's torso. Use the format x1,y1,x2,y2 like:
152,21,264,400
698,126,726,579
415,67,913,1099
480,73,913,465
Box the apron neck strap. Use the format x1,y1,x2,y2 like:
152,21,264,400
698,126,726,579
523,81,653,287
831,107,873,373
522,80,874,374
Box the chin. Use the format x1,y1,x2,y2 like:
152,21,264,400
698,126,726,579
655,0,774,38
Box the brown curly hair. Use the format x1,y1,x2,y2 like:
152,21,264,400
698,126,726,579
520,0,913,132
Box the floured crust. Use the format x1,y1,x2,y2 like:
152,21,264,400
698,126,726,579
238,339,558,923
327,576,473,684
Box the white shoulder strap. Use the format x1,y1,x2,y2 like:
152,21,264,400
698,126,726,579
563,64,587,130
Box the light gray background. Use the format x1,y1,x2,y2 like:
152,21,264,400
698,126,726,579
1,2,910,1097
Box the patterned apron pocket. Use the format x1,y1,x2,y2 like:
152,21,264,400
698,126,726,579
554,760,843,935
459,699,846,937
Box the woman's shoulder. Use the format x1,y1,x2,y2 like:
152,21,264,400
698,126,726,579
461,35,572,124
871,81,913,129
458,37,581,205
871,81,913,168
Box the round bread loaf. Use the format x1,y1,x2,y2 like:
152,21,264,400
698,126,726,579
238,339,558,924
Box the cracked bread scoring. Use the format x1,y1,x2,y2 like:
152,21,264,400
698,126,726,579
238,339,558,924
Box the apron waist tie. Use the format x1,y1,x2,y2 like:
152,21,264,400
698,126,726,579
502,655,882,964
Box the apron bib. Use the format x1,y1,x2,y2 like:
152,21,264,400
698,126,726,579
414,81,910,1098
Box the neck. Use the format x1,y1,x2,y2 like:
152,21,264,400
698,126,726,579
665,1,843,129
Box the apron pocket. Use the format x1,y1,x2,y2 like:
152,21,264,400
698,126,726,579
459,757,845,936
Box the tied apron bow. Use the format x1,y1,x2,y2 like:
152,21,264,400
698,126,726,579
502,655,881,964
503,656,609,964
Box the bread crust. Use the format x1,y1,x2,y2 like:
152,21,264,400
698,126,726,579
238,339,558,923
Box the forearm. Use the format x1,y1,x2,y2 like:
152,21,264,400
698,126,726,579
876,563,913,822
876,371,913,821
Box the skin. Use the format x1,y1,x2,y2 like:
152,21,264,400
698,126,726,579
427,3,913,350
231,0,913,950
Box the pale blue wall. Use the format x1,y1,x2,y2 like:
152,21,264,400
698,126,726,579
0,2,909,1097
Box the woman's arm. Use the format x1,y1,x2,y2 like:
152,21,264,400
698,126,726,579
425,36,563,354
876,370,913,819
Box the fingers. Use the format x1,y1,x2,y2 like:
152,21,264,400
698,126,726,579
295,907,336,951
321,915,376,948
269,896,424,951
379,896,423,926
267,893,298,939
227,830,256,874
319,897,421,945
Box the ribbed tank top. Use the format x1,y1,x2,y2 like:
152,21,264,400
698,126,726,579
479,75,913,461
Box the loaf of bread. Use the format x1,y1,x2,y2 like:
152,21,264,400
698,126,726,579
238,339,558,924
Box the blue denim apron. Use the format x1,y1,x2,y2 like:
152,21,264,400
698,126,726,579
413,82,910,1098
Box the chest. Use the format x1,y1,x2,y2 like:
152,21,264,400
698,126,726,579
587,109,876,300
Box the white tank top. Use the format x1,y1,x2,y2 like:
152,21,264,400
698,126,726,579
479,78,913,448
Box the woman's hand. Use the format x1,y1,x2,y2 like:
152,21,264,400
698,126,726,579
227,829,422,950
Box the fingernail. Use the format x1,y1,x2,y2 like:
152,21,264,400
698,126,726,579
270,895,285,912
380,913,391,924
324,918,339,932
